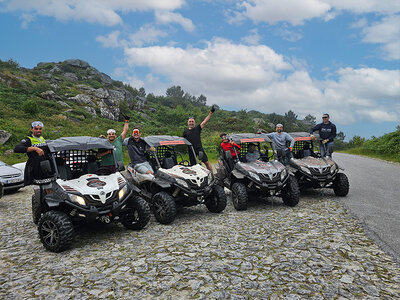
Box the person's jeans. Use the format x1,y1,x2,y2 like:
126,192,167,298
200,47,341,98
320,141,334,157
281,149,292,165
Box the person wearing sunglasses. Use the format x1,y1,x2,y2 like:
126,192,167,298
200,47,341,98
14,121,52,185
309,113,337,157
124,128,155,175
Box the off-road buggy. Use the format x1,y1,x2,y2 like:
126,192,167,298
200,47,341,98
125,135,227,224
32,136,150,252
287,132,349,196
214,133,300,210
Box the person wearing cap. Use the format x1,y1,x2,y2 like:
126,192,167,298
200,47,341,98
220,133,241,159
309,113,336,157
245,143,261,162
265,124,294,165
14,121,52,185
97,115,130,172
123,128,155,175
183,105,216,172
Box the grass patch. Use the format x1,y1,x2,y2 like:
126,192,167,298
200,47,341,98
339,148,400,163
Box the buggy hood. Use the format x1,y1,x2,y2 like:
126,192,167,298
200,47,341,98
47,136,114,152
290,156,335,170
237,160,285,180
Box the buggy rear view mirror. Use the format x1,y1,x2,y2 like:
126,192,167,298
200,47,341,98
40,160,53,176
224,150,232,159
198,151,204,161
117,161,125,172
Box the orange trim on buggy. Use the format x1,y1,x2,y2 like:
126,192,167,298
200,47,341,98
240,138,266,143
159,140,185,145
294,137,313,141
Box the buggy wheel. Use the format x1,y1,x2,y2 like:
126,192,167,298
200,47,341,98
152,192,177,224
333,173,349,197
281,176,300,207
38,211,75,252
205,185,227,213
121,196,151,230
32,194,43,225
232,182,248,211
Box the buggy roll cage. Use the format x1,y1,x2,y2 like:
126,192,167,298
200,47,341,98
143,136,199,169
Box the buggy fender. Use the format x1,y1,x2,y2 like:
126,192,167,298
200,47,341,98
153,178,172,189
43,194,63,208
231,169,245,179
128,182,141,193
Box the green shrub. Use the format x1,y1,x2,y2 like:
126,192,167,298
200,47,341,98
22,99,39,115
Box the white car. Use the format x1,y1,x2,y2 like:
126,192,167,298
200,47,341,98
0,161,25,192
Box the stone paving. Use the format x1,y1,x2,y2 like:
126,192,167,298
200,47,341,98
0,186,399,299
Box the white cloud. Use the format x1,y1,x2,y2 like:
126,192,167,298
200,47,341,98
128,25,168,47
241,28,261,45
237,0,400,26
324,0,400,15
123,40,399,124
2,0,185,26
360,15,400,60
96,30,122,48
155,11,195,32
239,0,331,25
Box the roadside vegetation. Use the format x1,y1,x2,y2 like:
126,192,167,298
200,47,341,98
338,129,400,163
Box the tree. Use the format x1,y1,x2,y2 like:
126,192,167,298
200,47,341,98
166,86,184,99
195,94,207,106
285,110,298,125
336,131,345,141
302,114,316,126
138,87,146,97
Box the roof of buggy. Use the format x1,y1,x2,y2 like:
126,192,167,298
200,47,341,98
288,132,321,141
228,133,272,143
47,136,114,152
144,135,192,147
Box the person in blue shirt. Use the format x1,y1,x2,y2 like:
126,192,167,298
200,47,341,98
309,113,336,158
265,124,294,165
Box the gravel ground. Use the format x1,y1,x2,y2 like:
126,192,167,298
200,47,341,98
0,186,399,299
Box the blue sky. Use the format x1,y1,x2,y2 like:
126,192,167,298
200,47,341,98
0,0,399,140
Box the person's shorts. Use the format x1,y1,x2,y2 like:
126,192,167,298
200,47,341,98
134,161,154,174
189,148,208,164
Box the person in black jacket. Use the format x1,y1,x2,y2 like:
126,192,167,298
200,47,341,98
14,121,53,185
123,128,155,174
309,113,336,157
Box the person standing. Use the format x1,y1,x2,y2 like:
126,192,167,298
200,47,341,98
97,115,130,172
183,105,215,172
309,113,336,157
265,124,294,165
14,121,52,185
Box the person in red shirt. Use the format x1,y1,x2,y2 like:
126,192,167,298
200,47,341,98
220,133,240,158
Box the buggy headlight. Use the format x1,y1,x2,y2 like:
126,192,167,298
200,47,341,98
330,164,337,173
280,168,288,180
249,172,260,181
118,185,128,200
300,166,311,175
69,194,86,206
176,178,188,188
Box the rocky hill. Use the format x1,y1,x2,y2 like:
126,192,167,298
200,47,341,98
0,58,316,164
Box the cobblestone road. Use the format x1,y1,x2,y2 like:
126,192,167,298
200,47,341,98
1,186,399,299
